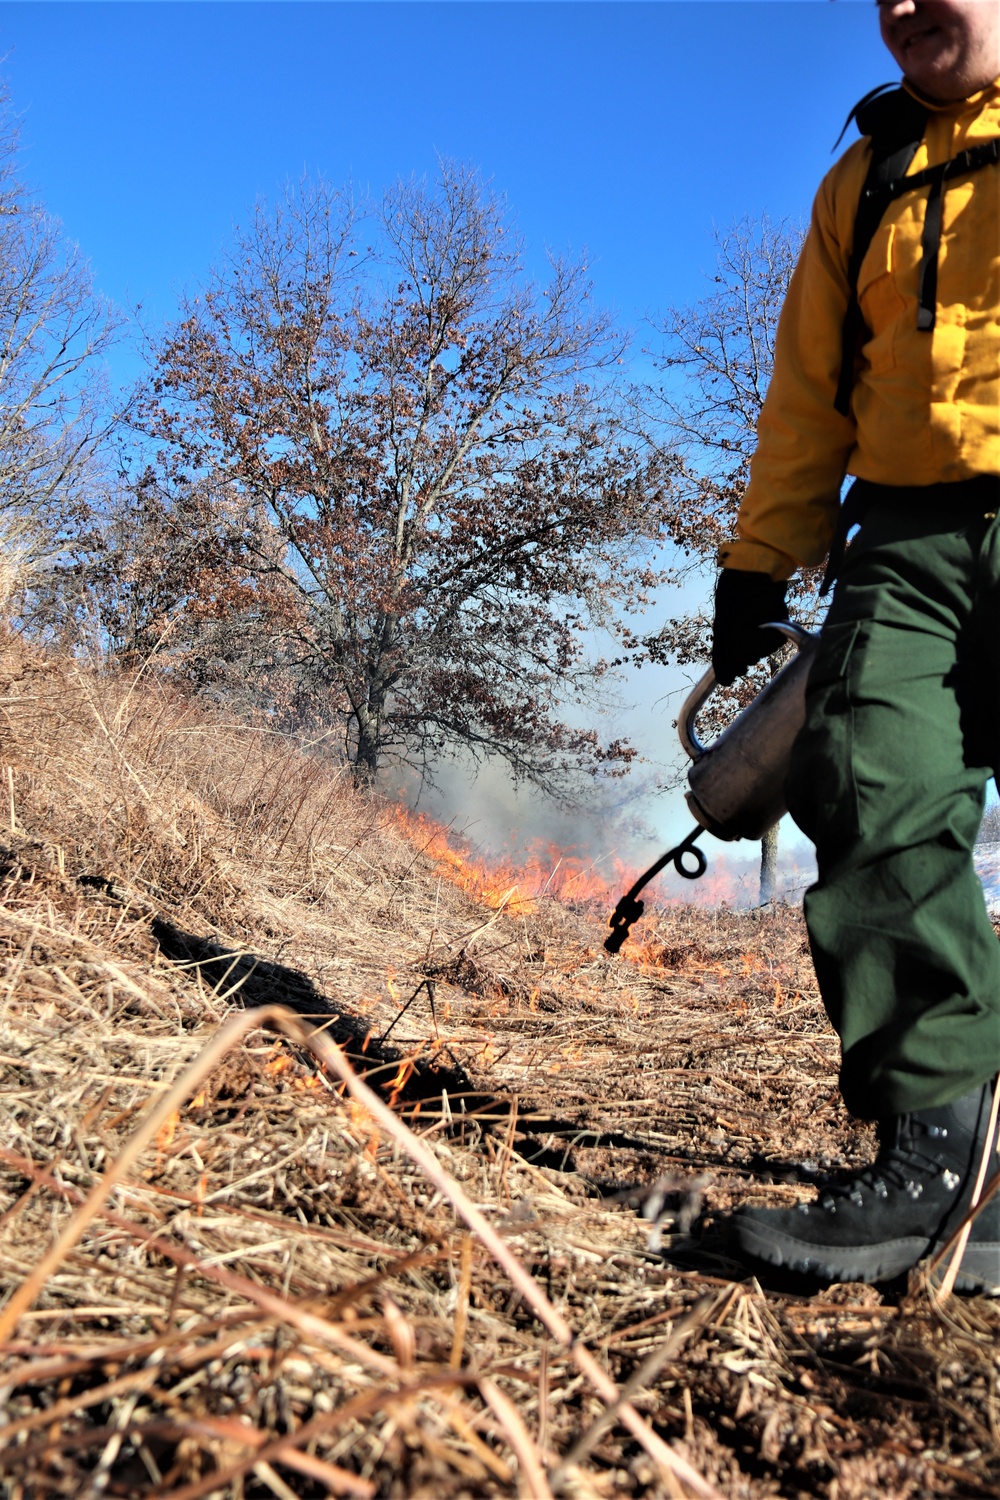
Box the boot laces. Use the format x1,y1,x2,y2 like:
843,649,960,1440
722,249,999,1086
819,1117,958,1209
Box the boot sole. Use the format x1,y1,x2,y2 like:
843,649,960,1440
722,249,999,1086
735,1217,928,1283
737,1218,1000,1295
927,1238,1000,1297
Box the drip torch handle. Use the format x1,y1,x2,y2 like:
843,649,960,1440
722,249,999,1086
678,621,816,762
678,668,716,761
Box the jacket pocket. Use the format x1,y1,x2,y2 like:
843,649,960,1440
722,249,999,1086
856,222,906,376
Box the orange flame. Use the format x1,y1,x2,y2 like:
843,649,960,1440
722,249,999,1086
155,1111,180,1152
385,802,782,963
385,804,639,915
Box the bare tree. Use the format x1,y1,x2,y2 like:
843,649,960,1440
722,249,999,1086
977,803,1000,846
126,165,673,792
642,216,823,902
0,88,122,622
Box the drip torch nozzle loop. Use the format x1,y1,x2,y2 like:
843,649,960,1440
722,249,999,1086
604,825,708,954
605,894,645,953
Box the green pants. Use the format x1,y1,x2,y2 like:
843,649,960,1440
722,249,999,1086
786,479,1000,1119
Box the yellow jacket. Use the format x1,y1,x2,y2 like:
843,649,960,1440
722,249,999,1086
722,78,1000,581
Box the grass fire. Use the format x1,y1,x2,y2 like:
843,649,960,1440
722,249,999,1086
0,638,998,1499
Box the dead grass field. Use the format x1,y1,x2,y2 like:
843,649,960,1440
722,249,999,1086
0,639,997,1499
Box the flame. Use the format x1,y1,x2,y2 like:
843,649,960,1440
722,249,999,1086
259,1045,324,1092
387,1045,427,1109
385,801,792,968
156,1111,180,1152
390,1058,415,1092
385,804,639,915
347,1098,381,1157
741,952,769,976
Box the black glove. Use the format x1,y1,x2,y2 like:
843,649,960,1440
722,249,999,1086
711,569,789,686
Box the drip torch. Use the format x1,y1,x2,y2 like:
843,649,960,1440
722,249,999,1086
605,622,818,953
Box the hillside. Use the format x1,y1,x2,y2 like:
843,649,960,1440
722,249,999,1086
0,640,997,1500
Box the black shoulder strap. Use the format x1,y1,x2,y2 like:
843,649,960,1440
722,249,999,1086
834,86,929,415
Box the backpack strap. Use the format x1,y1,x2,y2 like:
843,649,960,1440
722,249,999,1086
834,85,1000,414
831,81,909,152
834,86,928,415
880,138,1000,329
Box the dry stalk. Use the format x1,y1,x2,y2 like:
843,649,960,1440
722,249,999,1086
128,1373,481,1500
449,1233,473,1370
479,1376,554,1500
274,1448,377,1497
551,1291,724,1481
1,1001,721,1499
933,1080,1000,1300
296,1008,725,1500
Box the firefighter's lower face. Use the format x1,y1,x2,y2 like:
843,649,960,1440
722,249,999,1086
878,1,1000,100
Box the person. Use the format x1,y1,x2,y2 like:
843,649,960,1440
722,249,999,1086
711,0,1000,1291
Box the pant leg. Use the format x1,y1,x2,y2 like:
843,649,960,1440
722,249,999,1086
786,503,1000,1118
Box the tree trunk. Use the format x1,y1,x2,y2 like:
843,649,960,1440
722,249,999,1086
759,823,778,906
353,724,379,789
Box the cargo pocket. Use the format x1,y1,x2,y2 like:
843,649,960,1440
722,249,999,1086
856,222,906,377
786,619,863,855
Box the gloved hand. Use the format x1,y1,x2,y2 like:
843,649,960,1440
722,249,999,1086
711,569,789,686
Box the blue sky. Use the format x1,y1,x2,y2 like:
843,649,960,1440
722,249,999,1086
3,2,890,346
0,2,896,866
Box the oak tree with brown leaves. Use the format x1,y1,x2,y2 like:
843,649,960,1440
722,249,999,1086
123,166,673,792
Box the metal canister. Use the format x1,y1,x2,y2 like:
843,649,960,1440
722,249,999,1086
678,622,819,841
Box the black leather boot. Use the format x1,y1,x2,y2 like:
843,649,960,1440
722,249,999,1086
735,1080,1000,1292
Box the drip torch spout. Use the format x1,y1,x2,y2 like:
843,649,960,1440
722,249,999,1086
604,824,708,954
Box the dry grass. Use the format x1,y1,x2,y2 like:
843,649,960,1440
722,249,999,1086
0,637,998,1499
